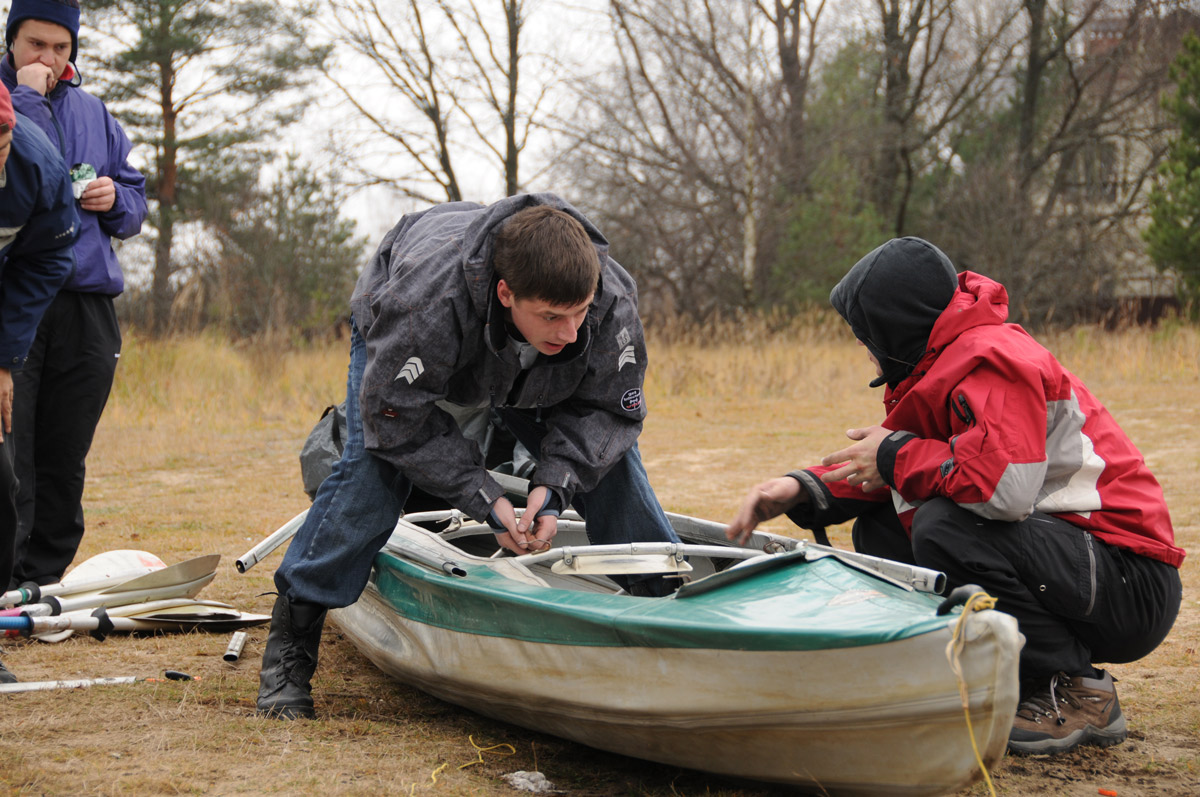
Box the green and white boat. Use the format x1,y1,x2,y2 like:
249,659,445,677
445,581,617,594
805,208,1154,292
324,474,1022,796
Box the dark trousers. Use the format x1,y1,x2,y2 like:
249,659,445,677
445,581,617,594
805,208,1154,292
0,437,18,587
853,498,1182,681
10,291,121,586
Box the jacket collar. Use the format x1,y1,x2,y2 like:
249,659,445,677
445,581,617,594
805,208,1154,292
885,271,1010,402
482,275,594,364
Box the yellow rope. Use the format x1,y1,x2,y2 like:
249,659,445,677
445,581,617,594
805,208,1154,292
457,734,517,770
945,591,999,797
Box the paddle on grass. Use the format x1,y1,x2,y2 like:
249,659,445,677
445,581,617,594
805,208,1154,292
0,597,269,640
0,549,168,607
0,554,221,622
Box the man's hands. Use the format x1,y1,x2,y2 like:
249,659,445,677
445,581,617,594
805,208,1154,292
490,486,558,555
820,425,891,493
725,476,805,546
0,368,11,443
16,62,56,95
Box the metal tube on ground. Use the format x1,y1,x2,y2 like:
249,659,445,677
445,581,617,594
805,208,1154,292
223,631,248,663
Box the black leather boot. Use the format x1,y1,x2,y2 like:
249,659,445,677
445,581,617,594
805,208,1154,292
256,595,327,719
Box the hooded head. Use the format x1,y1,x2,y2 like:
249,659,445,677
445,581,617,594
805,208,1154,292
829,237,958,389
5,0,80,64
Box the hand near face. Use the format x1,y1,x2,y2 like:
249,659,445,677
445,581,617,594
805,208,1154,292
15,62,55,95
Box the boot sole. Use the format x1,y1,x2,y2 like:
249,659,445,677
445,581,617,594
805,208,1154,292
1008,716,1128,756
256,703,316,720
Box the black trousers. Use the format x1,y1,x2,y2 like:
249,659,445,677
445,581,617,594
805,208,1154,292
10,291,121,586
0,437,18,588
853,498,1182,681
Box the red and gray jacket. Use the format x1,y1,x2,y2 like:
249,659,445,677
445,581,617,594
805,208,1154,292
788,265,1183,568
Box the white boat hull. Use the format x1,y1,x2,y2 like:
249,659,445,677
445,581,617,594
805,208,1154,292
333,580,1021,796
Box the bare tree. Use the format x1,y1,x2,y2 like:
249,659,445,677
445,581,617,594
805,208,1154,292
929,0,1192,325
323,0,550,202
865,0,1023,233
553,0,827,319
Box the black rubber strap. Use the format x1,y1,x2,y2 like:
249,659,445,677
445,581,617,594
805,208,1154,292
89,607,115,641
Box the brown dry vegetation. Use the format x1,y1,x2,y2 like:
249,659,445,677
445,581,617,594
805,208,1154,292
0,317,1197,797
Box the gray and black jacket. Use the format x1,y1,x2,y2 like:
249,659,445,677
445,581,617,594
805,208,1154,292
349,193,650,522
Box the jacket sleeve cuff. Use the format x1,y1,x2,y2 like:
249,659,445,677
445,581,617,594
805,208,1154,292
877,430,918,489
529,462,575,510
783,470,828,528
466,473,508,523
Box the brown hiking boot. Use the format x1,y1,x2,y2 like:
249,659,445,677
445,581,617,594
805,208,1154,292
1007,670,1127,755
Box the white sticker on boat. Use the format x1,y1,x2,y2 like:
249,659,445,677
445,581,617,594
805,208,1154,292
395,356,424,384
827,589,884,606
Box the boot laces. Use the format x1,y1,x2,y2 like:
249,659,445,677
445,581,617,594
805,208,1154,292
278,625,317,681
1017,673,1083,726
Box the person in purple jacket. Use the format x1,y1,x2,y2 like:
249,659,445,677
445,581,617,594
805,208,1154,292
0,80,79,682
2,0,148,587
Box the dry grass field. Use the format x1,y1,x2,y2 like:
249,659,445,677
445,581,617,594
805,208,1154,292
0,317,1196,796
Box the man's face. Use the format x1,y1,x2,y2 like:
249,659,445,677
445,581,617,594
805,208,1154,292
11,20,73,81
858,339,883,379
497,279,593,357
0,129,12,175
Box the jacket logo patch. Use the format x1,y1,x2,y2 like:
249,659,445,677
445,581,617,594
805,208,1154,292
395,357,424,384
617,345,636,371
616,327,632,348
621,388,642,412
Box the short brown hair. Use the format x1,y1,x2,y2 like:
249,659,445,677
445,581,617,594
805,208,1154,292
492,206,600,305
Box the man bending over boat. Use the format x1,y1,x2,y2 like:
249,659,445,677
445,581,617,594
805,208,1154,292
258,193,681,720
725,237,1183,757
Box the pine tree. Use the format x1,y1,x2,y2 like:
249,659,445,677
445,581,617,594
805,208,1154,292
82,0,330,334
1145,33,1200,297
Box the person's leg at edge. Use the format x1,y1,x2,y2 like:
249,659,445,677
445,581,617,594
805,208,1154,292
494,408,680,596
909,498,1176,755
258,320,411,719
0,437,19,683
12,292,120,585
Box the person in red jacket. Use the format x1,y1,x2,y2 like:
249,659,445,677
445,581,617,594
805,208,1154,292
726,237,1184,756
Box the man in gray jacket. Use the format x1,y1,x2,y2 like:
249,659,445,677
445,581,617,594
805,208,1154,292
258,194,681,719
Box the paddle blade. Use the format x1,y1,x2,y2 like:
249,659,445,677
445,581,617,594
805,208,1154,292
1,550,167,607
98,554,221,595
64,550,168,585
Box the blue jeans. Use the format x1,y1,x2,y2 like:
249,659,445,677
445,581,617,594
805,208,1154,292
275,322,680,607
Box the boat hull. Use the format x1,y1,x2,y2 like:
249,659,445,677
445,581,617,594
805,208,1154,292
331,532,1021,796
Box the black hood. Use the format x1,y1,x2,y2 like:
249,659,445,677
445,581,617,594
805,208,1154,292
829,237,958,389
